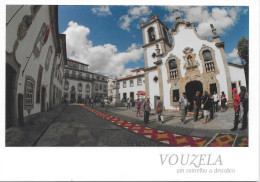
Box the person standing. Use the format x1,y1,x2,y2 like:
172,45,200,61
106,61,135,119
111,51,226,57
241,88,248,130
126,98,130,109
239,86,246,123
104,97,110,113
220,91,227,112
156,98,164,123
90,98,94,107
135,99,142,117
179,92,188,124
202,91,211,124
209,93,214,120
141,96,151,124
231,88,241,131
193,91,201,122
213,91,219,112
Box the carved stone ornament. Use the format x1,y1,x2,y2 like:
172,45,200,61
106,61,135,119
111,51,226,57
182,47,199,69
17,15,33,40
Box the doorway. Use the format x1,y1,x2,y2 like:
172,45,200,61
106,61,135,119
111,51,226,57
210,83,217,94
185,80,203,111
6,64,16,128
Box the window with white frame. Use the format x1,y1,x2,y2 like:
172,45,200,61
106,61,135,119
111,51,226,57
123,81,126,88
130,80,134,87
78,83,82,92
24,79,34,106
137,78,142,86
86,84,90,93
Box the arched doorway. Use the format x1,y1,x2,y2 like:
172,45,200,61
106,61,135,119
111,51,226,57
6,64,16,128
185,80,203,111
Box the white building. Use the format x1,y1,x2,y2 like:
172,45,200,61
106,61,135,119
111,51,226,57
141,14,246,110
63,59,108,103
6,5,66,128
117,67,145,102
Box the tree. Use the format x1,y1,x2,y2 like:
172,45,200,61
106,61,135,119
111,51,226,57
237,36,249,89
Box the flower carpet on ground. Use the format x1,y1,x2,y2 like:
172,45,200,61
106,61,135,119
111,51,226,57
79,104,248,147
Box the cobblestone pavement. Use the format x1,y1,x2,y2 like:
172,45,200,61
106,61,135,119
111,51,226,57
6,105,65,146
36,104,167,146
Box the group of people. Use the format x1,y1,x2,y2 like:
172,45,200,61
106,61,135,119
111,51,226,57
138,86,248,131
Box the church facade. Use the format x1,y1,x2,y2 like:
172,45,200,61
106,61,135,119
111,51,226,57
141,14,246,110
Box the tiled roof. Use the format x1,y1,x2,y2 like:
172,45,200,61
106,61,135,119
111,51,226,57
67,58,89,66
118,74,144,81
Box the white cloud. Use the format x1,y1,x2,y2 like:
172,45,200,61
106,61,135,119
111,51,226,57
91,6,112,16
63,21,143,76
227,48,241,64
163,6,245,37
119,6,152,31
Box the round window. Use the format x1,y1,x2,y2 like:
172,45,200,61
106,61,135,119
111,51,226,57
153,76,158,82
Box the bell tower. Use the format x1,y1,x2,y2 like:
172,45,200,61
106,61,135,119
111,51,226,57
141,14,171,68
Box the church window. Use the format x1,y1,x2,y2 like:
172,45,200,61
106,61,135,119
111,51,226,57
130,80,134,87
202,50,215,72
78,83,82,92
64,80,69,90
172,89,179,102
123,81,126,88
152,53,156,58
169,59,178,79
33,23,47,58
45,46,52,70
24,79,34,106
86,84,90,93
203,50,213,62
148,27,156,43
137,78,142,86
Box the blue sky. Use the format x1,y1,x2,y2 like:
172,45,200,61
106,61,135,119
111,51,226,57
58,5,249,76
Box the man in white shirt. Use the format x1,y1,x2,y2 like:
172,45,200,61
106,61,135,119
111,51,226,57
213,91,219,112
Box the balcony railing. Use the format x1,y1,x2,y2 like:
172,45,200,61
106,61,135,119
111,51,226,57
65,73,93,81
205,61,215,72
170,69,179,79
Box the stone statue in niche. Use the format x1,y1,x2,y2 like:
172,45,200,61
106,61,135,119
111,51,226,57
183,47,199,69
187,55,193,66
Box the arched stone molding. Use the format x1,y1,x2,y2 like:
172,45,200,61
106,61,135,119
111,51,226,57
165,54,182,84
6,52,21,126
199,44,221,96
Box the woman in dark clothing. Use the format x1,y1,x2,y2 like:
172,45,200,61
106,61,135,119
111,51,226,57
202,91,211,124
220,91,227,112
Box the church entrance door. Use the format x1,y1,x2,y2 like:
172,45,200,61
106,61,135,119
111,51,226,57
6,64,16,128
185,80,203,111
